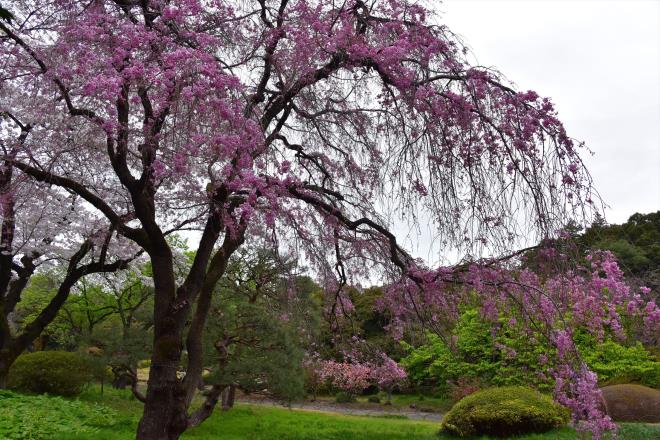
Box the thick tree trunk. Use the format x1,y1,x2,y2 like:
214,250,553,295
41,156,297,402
135,329,189,440
221,385,236,411
137,249,189,440
136,223,244,439
0,343,19,389
0,358,10,389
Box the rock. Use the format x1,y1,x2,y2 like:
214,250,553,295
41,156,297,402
601,384,660,423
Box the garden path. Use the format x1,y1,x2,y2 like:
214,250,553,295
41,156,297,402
236,396,444,421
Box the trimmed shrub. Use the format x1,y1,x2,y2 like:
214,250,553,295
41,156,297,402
335,391,356,403
8,351,94,397
601,384,660,423
440,386,570,437
367,395,381,403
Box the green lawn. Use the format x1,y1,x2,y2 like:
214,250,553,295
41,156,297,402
185,407,660,440
308,393,454,412
2,387,657,440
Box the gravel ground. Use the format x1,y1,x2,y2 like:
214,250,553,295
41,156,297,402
236,396,444,421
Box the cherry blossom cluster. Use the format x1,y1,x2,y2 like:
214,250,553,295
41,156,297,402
315,353,407,395
317,359,373,394
370,354,408,391
552,334,617,440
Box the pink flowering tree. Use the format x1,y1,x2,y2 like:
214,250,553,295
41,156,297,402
318,359,373,397
1,1,602,438
370,354,407,403
0,115,137,386
317,352,406,402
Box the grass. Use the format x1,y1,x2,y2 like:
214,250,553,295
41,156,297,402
4,386,658,440
311,392,454,412
186,406,440,440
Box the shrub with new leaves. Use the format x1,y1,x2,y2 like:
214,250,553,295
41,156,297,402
335,391,357,403
8,351,93,397
0,390,118,440
440,386,570,438
578,337,660,388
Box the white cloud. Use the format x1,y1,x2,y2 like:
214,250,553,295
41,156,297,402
440,0,660,224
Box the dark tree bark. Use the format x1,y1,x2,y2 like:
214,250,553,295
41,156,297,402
0,352,16,388
221,385,237,411
187,384,227,428
136,226,245,440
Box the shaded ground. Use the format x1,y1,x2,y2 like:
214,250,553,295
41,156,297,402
237,394,444,421
138,367,446,421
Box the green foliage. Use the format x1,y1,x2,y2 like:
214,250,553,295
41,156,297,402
0,390,118,439
367,395,381,403
86,355,114,383
402,309,660,396
400,310,553,397
440,386,570,438
335,391,357,403
8,351,93,396
207,319,308,402
14,273,78,349
14,270,154,358
581,212,659,277
203,248,321,403
578,336,660,388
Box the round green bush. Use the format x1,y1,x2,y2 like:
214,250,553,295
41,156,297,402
335,391,356,403
8,351,94,397
368,395,381,403
440,386,570,438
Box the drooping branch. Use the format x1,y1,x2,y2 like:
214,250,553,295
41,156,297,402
288,186,414,274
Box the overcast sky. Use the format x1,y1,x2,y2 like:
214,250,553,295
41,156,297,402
440,0,660,225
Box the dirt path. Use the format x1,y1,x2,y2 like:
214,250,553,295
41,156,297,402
237,396,444,421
